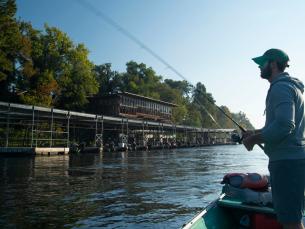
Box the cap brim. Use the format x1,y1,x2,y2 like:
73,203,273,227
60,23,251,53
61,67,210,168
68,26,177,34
252,56,267,66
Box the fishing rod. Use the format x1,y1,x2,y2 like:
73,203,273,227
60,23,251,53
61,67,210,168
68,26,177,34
191,86,264,150
76,0,264,150
196,89,265,150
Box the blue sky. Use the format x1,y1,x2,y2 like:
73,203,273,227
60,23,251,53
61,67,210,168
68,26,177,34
16,0,305,128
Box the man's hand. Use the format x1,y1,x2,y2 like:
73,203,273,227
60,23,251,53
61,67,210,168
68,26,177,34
243,132,265,151
241,129,264,151
243,136,256,151
242,130,255,139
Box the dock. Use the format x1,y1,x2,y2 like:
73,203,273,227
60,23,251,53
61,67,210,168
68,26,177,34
0,147,69,155
0,101,236,155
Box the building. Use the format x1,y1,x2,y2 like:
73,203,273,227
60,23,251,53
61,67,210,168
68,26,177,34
89,92,177,123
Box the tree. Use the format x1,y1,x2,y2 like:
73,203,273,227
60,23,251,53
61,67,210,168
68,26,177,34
192,82,218,127
232,111,255,130
164,79,193,98
15,22,55,106
16,24,98,109
215,105,234,128
56,43,98,110
0,0,33,102
182,103,201,127
0,1,255,128
94,63,122,96
157,83,186,123
121,61,162,99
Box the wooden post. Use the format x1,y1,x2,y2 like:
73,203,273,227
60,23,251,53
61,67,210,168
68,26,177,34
174,125,177,144
5,103,10,147
95,115,98,147
35,110,39,147
31,106,35,148
126,119,129,137
94,116,103,148
67,112,70,147
50,108,54,147
101,116,104,137
101,116,104,146
121,118,124,135
161,123,164,149
142,121,145,146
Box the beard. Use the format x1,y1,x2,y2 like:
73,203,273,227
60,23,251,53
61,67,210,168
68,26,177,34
260,63,272,79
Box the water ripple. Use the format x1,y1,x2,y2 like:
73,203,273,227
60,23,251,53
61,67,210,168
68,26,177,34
0,145,268,228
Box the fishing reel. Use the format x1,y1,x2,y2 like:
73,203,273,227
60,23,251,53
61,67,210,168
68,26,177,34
231,133,243,144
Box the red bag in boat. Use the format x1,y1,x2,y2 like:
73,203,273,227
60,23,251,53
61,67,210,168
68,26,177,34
251,213,282,229
221,173,269,191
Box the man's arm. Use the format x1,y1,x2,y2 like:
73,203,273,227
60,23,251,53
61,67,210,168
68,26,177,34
243,83,295,151
260,84,295,144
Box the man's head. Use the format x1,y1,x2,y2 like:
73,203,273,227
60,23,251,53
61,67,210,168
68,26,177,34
252,49,289,80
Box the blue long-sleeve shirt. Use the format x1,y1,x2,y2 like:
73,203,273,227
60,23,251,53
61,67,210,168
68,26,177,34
261,72,305,161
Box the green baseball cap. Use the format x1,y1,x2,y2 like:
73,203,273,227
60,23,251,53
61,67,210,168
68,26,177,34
252,48,290,67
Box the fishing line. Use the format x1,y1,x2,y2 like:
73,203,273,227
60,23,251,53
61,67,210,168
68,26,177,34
74,0,249,131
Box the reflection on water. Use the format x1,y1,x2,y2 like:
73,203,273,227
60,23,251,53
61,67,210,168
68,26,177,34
0,145,268,228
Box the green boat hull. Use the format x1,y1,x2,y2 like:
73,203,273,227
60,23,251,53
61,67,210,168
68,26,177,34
182,194,282,229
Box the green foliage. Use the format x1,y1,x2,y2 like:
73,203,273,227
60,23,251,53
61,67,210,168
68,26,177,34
215,106,233,128
0,0,31,102
20,70,57,106
0,0,19,81
92,61,254,129
182,103,202,127
119,61,163,99
164,79,192,98
27,25,98,110
232,111,255,130
192,82,218,127
0,3,98,109
56,43,98,110
2,0,254,129
94,63,121,96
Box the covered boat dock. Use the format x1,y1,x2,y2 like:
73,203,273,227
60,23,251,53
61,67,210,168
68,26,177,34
0,101,236,155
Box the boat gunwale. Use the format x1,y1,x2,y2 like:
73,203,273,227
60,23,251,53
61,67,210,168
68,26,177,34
181,193,226,229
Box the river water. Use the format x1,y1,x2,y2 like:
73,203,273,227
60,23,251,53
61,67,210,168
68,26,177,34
0,145,268,228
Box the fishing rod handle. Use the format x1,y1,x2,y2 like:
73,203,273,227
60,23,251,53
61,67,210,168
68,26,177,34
241,129,265,150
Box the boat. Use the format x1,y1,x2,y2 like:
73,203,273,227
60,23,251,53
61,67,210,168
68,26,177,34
182,193,283,229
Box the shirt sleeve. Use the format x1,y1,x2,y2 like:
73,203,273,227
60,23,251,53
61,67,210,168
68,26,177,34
261,83,296,143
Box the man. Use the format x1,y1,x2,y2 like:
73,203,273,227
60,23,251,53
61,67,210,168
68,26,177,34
243,48,305,229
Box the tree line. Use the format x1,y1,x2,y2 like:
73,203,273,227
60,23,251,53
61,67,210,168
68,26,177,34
0,0,254,130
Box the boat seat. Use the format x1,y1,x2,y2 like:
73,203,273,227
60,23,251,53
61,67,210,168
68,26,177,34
218,198,276,215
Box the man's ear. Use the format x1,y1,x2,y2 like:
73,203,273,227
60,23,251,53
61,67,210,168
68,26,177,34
270,61,277,69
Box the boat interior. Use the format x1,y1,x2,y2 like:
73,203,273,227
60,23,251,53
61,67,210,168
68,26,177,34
184,194,283,229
